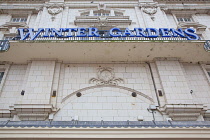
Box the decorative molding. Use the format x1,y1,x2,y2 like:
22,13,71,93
62,85,154,104
1,127,210,139
161,104,207,121
139,2,158,21
75,8,130,29
47,4,64,21
89,67,124,86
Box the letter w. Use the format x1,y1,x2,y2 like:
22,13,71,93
18,28,44,40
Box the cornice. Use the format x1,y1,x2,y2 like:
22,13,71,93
0,126,210,139
0,2,210,10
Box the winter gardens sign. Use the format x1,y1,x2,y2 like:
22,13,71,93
18,27,200,40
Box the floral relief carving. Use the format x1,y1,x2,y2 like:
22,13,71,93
47,5,63,21
89,67,124,85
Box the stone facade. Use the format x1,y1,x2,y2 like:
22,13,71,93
0,0,210,123
0,61,209,121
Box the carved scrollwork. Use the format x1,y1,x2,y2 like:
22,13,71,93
89,67,124,85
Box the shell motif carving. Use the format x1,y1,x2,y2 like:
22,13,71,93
89,67,124,86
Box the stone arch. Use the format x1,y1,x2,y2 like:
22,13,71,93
62,85,154,104
54,86,158,121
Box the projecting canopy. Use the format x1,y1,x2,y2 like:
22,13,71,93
0,40,209,64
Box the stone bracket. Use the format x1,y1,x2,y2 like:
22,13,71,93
8,104,56,121
160,104,207,121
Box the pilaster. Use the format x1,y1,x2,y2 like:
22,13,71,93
155,58,207,120
22,60,56,104
155,59,193,104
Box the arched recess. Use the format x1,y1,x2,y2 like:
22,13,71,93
62,85,154,104
54,85,159,121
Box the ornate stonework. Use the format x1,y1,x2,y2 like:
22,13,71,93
75,8,131,29
97,16,108,27
98,3,106,10
47,4,63,21
139,3,158,21
62,84,154,104
89,67,124,85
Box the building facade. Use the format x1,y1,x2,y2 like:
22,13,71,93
0,0,210,139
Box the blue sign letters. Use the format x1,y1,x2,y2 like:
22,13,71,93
18,27,200,40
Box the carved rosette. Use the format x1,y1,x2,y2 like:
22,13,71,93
139,3,158,21
47,5,63,21
89,67,124,85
